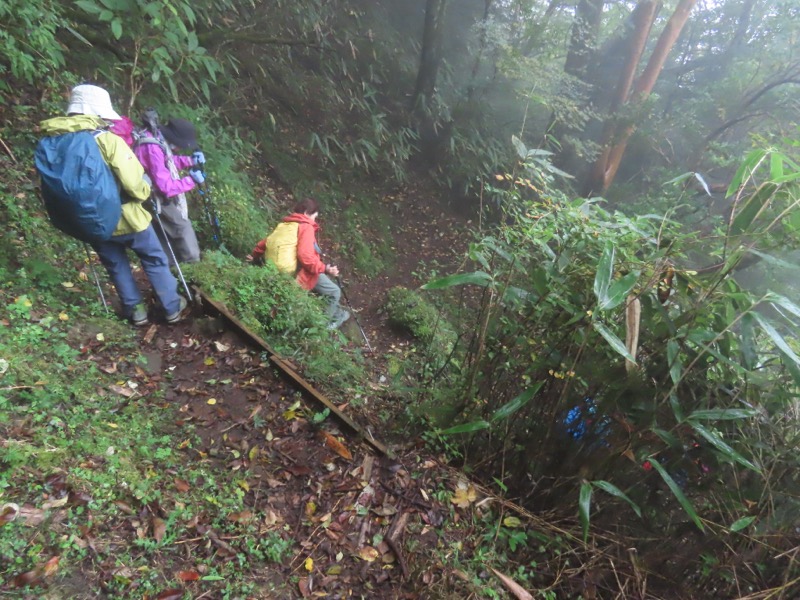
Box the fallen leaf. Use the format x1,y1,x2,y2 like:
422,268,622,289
503,516,522,528
109,384,135,398
42,496,69,510
214,341,231,352
152,517,166,543
204,357,215,366
156,590,184,600
96,332,105,341
143,325,157,344
322,431,353,461
491,568,534,600
264,509,281,527
286,465,311,477
358,546,380,562
13,569,41,588
0,503,19,527
304,557,314,572
298,577,311,598
174,478,191,493
227,511,254,523
372,503,398,517
177,570,201,582
305,501,317,519
61,282,74,288
42,556,60,578
207,398,217,405
451,481,478,509
59,312,69,321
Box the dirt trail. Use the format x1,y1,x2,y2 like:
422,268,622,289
125,306,460,598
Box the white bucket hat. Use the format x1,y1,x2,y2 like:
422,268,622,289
66,84,122,120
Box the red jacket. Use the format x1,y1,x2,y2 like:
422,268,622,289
252,213,326,290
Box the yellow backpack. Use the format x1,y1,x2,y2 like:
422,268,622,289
265,222,300,274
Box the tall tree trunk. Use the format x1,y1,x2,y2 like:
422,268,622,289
584,0,697,196
563,0,604,79
412,0,449,110
547,0,604,166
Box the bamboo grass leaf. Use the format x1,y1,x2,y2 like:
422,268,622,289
579,481,592,543
592,322,635,363
491,382,544,423
647,459,704,532
753,313,800,365
592,480,642,518
689,422,760,472
422,272,493,290
730,516,756,532
593,243,614,306
439,421,490,435
686,409,758,421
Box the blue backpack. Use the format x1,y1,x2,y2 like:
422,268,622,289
34,130,122,243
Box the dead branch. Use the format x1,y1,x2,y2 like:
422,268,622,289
385,510,410,580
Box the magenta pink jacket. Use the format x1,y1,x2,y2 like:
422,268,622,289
133,131,196,199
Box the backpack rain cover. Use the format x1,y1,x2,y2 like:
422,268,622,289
35,130,122,243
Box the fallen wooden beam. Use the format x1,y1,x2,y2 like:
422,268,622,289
193,286,390,457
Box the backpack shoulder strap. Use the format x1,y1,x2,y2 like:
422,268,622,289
132,128,168,152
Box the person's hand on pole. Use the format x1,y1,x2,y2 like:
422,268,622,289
190,167,206,185
325,264,340,277
192,150,206,165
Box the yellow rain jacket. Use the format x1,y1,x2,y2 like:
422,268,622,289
38,115,152,236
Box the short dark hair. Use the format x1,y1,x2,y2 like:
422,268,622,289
293,198,319,215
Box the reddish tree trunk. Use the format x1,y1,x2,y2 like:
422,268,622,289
584,0,697,196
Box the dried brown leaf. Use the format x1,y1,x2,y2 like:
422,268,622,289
174,478,191,493
227,511,254,523
13,569,41,588
152,517,166,543
0,503,19,526
42,495,69,510
156,589,184,600
42,556,60,578
143,325,157,344
358,546,380,562
176,570,200,582
322,431,352,461
451,481,477,509
109,384,135,398
491,568,533,600
18,505,46,526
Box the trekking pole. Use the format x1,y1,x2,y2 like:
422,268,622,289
83,244,109,313
336,276,373,352
150,201,193,303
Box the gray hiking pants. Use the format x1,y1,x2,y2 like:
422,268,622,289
152,196,201,264
312,273,347,322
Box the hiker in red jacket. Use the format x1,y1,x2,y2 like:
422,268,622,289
251,198,350,329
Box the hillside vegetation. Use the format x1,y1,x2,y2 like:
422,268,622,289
2,1,800,599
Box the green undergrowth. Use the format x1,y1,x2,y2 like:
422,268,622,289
385,286,457,358
184,251,364,394
0,266,288,598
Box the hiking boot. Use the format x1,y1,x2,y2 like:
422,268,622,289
130,303,149,327
165,296,188,324
327,310,350,330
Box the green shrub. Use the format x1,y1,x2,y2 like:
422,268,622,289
385,286,457,356
184,251,363,391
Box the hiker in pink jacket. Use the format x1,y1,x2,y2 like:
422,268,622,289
134,117,204,264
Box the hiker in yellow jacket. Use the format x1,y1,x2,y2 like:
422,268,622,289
39,84,187,326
